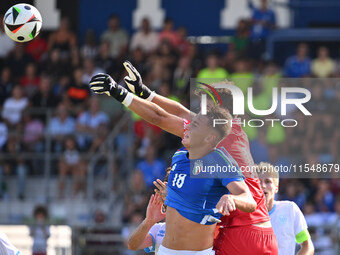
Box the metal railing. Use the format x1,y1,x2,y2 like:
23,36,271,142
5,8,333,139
0,107,135,217
86,112,134,223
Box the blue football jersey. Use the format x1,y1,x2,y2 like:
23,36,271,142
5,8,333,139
165,148,245,225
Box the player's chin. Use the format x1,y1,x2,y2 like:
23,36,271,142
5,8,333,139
181,138,190,148
182,135,190,148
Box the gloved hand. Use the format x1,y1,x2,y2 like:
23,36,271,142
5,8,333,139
123,61,155,101
89,73,129,103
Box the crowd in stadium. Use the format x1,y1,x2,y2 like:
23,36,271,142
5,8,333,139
0,2,340,253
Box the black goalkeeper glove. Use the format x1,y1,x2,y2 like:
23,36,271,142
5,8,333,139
123,61,155,101
89,73,129,103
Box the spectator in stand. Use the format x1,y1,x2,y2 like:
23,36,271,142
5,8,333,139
312,46,335,78
26,34,48,63
66,67,91,108
173,56,192,96
81,29,98,60
101,15,129,58
30,205,50,255
230,58,254,93
136,144,166,188
96,41,119,76
115,122,135,166
2,135,28,200
145,41,176,90
6,43,34,78
82,58,104,84
284,43,311,78
197,53,228,80
48,17,77,58
280,181,306,209
31,75,60,111
46,103,75,152
176,26,191,56
159,18,179,47
22,109,44,153
0,15,15,68
222,49,237,73
2,85,28,127
76,96,109,150
262,61,281,96
229,19,250,57
130,17,159,54
156,40,178,71
0,67,14,105
248,0,276,40
41,48,70,80
314,180,334,212
58,136,86,198
20,63,41,97
247,0,276,59
66,67,91,111
130,47,148,74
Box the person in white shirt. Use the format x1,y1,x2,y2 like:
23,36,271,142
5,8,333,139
130,18,159,54
76,96,109,149
2,86,28,126
101,15,129,58
257,162,314,255
0,232,20,255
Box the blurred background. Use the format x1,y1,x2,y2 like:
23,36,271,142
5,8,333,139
0,0,340,254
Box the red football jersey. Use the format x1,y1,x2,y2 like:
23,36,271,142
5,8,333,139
217,119,270,226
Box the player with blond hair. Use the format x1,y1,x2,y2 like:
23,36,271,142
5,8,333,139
256,162,314,255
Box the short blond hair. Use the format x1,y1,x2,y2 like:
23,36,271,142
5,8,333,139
256,162,279,186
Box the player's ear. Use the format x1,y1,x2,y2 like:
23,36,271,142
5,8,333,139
205,133,217,145
274,184,279,194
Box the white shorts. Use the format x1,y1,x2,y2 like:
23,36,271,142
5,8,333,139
158,245,215,255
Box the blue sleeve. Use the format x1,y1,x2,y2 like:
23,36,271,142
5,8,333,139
144,233,156,253
221,177,245,188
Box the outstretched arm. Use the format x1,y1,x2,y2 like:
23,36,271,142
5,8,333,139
151,94,192,119
89,73,184,138
129,96,184,137
123,61,192,120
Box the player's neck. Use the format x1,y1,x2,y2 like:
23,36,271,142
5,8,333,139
188,146,214,159
267,198,275,212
